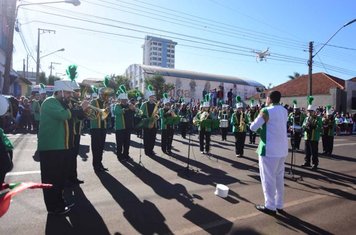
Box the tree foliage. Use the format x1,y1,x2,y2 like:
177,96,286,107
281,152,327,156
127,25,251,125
288,72,301,80
144,74,174,99
112,75,131,92
47,75,60,85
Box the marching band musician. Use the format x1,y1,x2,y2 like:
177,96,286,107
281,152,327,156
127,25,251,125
231,96,248,157
178,102,191,139
160,93,175,155
301,96,322,171
67,67,86,186
134,91,143,138
246,99,259,144
140,85,158,156
193,95,213,155
90,77,112,172
38,79,89,215
218,104,230,141
0,94,14,187
321,105,336,156
114,85,135,162
288,100,305,150
31,83,47,133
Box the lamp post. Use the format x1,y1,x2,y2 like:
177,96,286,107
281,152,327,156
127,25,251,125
36,28,56,85
2,0,80,94
308,19,356,96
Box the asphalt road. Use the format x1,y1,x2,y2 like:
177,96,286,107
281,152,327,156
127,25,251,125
1,130,355,235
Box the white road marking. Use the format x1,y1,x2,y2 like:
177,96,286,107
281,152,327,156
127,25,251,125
6,171,41,176
334,143,356,147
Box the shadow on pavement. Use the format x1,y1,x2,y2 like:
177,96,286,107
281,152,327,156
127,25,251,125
122,160,233,234
96,171,173,235
275,211,334,235
45,187,110,235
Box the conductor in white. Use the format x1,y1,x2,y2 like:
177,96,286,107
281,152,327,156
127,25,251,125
250,90,288,215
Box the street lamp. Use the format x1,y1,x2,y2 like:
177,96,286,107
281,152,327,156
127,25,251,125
2,0,81,94
40,48,65,59
308,19,356,96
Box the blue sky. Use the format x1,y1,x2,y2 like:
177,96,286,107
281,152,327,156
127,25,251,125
12,0,356,88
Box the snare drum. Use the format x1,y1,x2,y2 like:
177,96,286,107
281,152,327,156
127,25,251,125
291,125,302,132
219,119,229,128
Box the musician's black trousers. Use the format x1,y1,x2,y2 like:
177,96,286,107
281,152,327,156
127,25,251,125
290,131,302,150
221,127,228,140
304,140,319,166
180,122,189,138
199,129,211,152
115,129,131,158
234,132,246,155
161,127,174,153
249,130,257,144
68,134,81,181
322,135,334,154
39,150,69,212
143,127,157,155
90,128,107,169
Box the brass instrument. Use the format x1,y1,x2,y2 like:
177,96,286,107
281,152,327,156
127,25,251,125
149,101,160,128
70,98,110,120
239,111,245,132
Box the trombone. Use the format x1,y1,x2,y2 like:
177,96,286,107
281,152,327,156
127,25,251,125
70,98,110,120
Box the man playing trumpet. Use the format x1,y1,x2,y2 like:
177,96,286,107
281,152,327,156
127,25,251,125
159,93,177,155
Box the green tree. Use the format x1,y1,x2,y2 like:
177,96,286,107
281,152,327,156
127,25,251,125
144,74,174,99
288,72,301,80
47,75,60,85
39,72,47,85
112,75,131,91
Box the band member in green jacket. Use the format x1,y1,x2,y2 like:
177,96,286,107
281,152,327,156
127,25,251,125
231,96,248,157
90,77,113,172
159,93,176,155
321,105,336,157
114,85,135,161
301,96,322,170
0,95,13,186
38,80,89,215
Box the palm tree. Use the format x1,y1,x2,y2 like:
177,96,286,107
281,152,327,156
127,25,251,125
288,72,301,80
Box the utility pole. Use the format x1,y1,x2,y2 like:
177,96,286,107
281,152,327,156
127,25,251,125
36,28,56,85
49,62,61,77
307,41,313,96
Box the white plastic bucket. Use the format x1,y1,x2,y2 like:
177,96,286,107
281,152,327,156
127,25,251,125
214,184,229,198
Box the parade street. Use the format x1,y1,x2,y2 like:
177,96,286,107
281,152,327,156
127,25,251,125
1,131,355,235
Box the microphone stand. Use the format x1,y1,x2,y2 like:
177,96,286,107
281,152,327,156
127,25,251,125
288,111,303,181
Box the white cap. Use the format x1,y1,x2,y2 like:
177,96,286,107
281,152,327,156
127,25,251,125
0,95,9,116
117,93,128,100
222,104,229,109
202,101,210,108
147,90,155,98
54,80,74,92
307,104,315,111
326,108,334,116
71,80,80,90
236,102,243,109
92,93,98,98
39,89,46,94
163,97,171,105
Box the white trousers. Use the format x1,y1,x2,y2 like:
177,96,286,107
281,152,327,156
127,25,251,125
259,155,286,210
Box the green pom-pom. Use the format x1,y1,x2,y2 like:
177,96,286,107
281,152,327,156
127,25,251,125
103,76,110,87
293,99,297,105
39,83,45,89
147,84,153,91
250,98,254,105
236,96,241,102
163,93,168,99
119,85,126,94
91,85,98,94
135,90,141,97
66,64,78,81
307,96,314,105
326,104,331,110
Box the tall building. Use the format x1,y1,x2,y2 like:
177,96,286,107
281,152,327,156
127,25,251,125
142,36,177,68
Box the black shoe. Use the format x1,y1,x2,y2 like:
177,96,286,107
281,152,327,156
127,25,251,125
48,206,71,216
277,208,286,214
94,167,108,172
255,205,276,216
69,179,84,185
74,179,84,184
311,165,318,171
301,163,311,167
